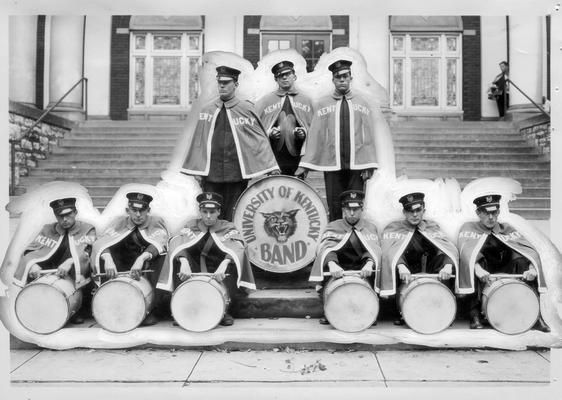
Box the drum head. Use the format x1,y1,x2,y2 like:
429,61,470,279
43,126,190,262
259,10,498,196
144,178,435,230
92,280,147,333
171,279,226,332
401,280,456,335
324,280,379,332
15,283,71,334
485,281,539,335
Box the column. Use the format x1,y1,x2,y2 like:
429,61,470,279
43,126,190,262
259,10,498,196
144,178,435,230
48,16,85,121
9,16,38,107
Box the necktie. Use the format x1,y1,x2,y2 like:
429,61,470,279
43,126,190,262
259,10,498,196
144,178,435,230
199,232,214,273
340,96,350,166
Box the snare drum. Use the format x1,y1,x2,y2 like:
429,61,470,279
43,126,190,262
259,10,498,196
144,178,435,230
481,278,539,335
323,275,379,332
398,277,456,334
15,274,83,334
92,276,154,333
170,275,230,332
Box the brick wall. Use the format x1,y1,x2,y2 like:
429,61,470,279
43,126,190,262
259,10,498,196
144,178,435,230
331,16,349,49
243,16,262,68
110,16,131,120
462,16,481,121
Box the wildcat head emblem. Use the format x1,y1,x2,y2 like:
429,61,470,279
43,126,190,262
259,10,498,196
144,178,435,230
260,210,299,243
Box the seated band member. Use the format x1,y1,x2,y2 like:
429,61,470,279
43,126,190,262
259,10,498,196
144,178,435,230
378,192,460,325
91,192,169,326
458,194,549,331
157,192,256,327
13,197,96,324
255,60,314,176
309,190,381,325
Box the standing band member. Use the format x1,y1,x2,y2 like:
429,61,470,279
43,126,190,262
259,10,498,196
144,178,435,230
458,194,549,331
255,60,314,176
157,192,256,326
13,197,96,324
309,190,381,325
296,60,378,221
180,65,280,221
91,192,169,326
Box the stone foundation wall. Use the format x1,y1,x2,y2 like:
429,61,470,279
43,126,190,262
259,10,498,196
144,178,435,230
518,115,551,154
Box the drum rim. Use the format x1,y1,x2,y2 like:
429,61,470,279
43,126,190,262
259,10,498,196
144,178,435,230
15,281,75,335
92,277,151,333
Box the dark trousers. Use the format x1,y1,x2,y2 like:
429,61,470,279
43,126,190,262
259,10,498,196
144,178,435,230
324,169,364,221
203,180,249,221
496,93,509,117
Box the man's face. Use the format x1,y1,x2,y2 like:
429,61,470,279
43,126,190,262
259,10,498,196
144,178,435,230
342,206,362,225
56,210,77,230
200,207,220,227
276,71,296,91
499,63,508,73
217,79,237,100
477,208,499,229
332,72,352,94
126,207,150,226
403,205,425,226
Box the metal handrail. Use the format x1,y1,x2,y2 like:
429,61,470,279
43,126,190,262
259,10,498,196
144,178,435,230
9,77,88,195
506,78,550,119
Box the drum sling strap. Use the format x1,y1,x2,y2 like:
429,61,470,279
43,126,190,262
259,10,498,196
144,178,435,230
199,232,215,273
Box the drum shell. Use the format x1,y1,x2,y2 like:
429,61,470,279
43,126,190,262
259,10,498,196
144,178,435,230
398,277,456,335
15,274,83,335
92,276,154,333
323,275,379,333
171,275,230,332
481,278,539,335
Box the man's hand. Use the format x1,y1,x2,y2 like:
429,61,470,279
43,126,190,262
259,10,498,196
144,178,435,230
293,127,306,140
28,264,42,280
177,257,192,282
523,266,537,281
130,252,151,281
213,259,230,282
268,126,281,140
360,260,374,279
268,169,281,176
360,169,373,182
438,264,453,281
328,261,344,278
474,263,491,285
294,167,308,180
397,264,412,284
101,253,118,279
56,259,74,278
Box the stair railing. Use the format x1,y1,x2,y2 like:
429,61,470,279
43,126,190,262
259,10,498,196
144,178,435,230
506,78,550,119
9,77,88,195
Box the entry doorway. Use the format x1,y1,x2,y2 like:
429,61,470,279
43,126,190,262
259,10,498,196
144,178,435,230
262,33,331,72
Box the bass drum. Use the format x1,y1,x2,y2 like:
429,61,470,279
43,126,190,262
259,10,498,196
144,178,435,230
482,278,539,335
15,274,83,334
398,277,456,334
92,276,154,333
170,275,230,332
323,275,379,332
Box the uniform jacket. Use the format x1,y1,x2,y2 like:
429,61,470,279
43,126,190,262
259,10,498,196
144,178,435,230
309,218,381,286
255,88,314,156
457,221,546,293
378,219,461,296
13,221,96,288
180,96,279,179
299,90,378,171
157,219,256,291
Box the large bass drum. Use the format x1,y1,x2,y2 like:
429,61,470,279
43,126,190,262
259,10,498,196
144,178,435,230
92,276,154,333
323,275,379,332
398,277,456,334
481,278,539,335
233,175,328,273
170,275,230,332
15,274,83,334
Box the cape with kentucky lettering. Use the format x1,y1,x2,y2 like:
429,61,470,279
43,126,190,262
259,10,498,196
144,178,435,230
255,89,314,156
180,97,279,179
299,90,378,171
13,221,96,288
157,218,256,291
91,215,168,279
457,220,546,293
377,219,461,296
309,218,381,284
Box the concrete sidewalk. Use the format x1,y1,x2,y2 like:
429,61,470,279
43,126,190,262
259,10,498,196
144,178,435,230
10,348,551,387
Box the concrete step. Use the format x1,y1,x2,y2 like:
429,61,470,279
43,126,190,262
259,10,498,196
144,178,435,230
52,144,175,152
399,168,550,179
392,138,529,146
393,145,536,153
389,120,514,128
397,161,550,170
70,132,181,139
520,187,551,197
451,177,550,187
511,197,551,208
38,160,171,168
395,153,546,162
61,138,178,146
511,208,550,220
78,120,185,127
393,133,521,140
43,154,174,161
20,176,161,186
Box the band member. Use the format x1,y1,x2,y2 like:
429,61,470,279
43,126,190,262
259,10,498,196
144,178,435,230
377,192,460,325
309,190,381,325
488,61,509,119
157,192,255,327
13,197,96,324
458,194,549,331
91,192,169,326
295,60,378,221
180,65,280,221
255,60,314,176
